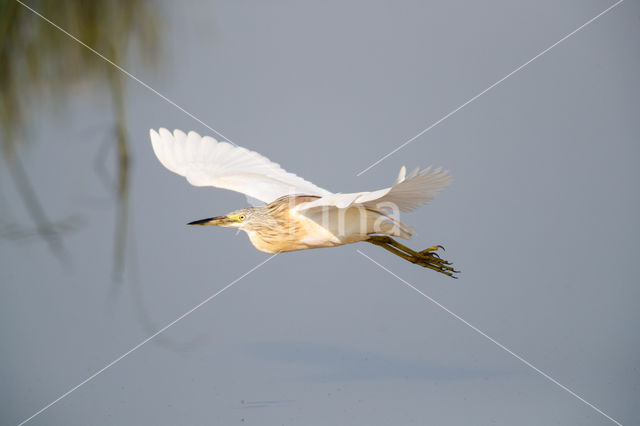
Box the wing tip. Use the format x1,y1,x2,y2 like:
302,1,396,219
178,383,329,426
395,166,407,184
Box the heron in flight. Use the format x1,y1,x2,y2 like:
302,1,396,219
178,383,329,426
150,128,459,277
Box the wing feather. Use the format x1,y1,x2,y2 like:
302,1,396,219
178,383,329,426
297,166,450,213
150,128,332,203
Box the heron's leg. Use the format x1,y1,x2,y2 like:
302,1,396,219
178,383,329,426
367,236,459,278
370,236,427,256
368,235,437,257
368,237,418,261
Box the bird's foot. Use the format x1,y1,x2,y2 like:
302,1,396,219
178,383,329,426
423,245,444,252
367,236,460,278
411,245,459,278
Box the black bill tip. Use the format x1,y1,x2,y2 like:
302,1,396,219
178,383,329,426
187,216,219,225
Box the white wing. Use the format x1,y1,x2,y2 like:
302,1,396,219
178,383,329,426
150,128,332,203
296,165,451,213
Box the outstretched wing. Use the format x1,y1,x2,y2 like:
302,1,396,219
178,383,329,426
296,166,451,213
150,128,332,203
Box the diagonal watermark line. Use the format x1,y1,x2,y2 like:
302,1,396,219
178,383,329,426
15,0,237,146
356,0,624,176
357,250,622,426
17,254,278,426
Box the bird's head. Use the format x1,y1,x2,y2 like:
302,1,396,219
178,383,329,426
187,207,259,230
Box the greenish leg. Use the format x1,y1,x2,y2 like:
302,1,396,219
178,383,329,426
367,235,460,278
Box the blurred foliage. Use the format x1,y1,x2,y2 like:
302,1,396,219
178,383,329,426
0,0,159,154
0,0,159,275
0,0,209,350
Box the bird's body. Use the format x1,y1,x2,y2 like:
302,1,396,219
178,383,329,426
150,128,458,277
238,195,410,253
243,195,337,253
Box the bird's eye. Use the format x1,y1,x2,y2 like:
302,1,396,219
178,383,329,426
238,215,245,221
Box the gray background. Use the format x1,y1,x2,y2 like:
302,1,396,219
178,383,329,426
2,0,639,425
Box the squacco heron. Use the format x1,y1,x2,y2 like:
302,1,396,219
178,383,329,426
150,128,459,278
